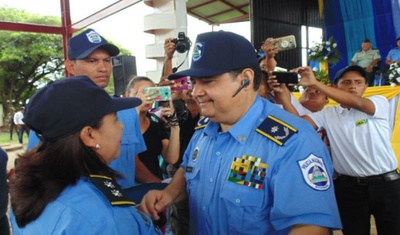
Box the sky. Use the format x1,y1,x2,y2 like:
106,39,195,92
0,0,251,78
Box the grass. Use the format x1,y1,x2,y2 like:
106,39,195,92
0,128,29,145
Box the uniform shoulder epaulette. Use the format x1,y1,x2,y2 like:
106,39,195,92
89,174,136,206
195,116,210,130
256,115,298,146
356,49,362,52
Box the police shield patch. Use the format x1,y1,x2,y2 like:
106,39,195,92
298,154,330,191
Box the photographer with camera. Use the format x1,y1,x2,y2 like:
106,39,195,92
161,32,192,82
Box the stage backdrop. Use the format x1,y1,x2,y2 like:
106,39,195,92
322,0,400,81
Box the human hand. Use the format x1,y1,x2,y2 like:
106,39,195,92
261,38,279,58
164,38,176,59
267,72,291,102
291,66,318,87
130,86,157,110
139,190,174,220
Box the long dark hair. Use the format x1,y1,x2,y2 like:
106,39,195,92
10,119,121,227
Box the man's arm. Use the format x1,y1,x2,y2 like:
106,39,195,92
261,38,278,71
139,167,187,220
135,155,162,183
366,58,380,73
293,67,375,115
161,37,176,82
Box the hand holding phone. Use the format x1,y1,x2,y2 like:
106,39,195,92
272,72,299,85
171,76,192,92
143,86,172,101
274,35,297,51
149,107,165,118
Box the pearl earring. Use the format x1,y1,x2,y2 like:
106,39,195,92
95,144,100,150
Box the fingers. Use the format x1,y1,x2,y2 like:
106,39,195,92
139,191,161,220
164,37,176,57
135,86,157,105
158,79,175,87
139,190,173,220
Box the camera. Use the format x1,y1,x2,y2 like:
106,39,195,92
172,32,192,53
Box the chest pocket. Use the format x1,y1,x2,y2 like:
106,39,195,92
220,182,267,234
184,166,201,196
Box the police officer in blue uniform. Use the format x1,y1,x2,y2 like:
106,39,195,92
9,76,161,234
385,37,400,66
140,31,341,234
26,29,146,189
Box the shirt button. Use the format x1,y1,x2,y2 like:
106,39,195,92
216,152,220,156
209,178,213,182
235,199,240,204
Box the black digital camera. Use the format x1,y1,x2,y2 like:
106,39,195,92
172,32,192,53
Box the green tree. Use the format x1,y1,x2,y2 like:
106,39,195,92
0,8,65,121
0,8,134,127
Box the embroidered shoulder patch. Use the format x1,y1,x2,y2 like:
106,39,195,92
298,154,330,191
256,115,298,146
228,155,267,190
195,116,210,130
89,174,136,206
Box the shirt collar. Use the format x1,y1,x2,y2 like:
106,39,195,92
204,96,264,144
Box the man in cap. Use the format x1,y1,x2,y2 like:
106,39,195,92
140,31,341,234
284,65,400,235
26,29,146,189
350,38,381,86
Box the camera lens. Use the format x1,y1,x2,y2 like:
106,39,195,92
173,32,191,53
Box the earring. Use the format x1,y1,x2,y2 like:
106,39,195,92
95,144,100,150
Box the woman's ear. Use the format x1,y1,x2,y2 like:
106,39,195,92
79,126,96,148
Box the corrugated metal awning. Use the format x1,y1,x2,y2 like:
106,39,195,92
187,0,249,25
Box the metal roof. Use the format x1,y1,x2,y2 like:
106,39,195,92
186,0,249,25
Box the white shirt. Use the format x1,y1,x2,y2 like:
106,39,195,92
291,94,313,116
13,111,24,125
308,95,398,177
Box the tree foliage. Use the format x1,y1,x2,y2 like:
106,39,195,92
0,8,134,126
0,8,65,120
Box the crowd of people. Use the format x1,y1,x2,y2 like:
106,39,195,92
2,27,399,235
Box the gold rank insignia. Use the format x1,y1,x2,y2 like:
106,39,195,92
256,115,298,146
195,116,210,130
89,175,136,206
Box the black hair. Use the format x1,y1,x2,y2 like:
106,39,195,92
10,118,121,227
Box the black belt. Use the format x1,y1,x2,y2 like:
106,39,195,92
336,170,400,185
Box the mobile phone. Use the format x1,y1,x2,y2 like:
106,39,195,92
149,107,165,118
274,35,297,51
272,72,299,84
143,86,171,101
171,76,192,91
